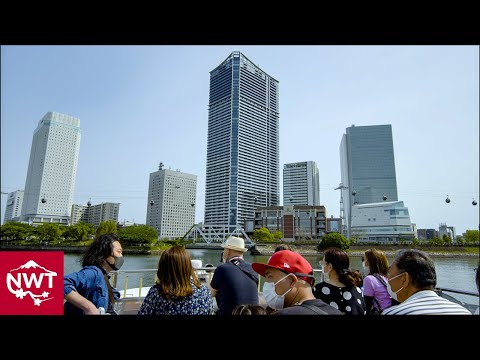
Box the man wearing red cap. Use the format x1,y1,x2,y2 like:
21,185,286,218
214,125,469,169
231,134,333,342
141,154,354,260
252,250,342,315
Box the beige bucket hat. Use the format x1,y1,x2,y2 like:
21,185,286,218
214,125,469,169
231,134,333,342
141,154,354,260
221,236,248,252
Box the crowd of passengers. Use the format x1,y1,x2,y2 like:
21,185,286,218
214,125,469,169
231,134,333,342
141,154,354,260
64,234,477,315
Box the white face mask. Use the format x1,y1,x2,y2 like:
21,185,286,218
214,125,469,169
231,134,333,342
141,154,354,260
262,274,292,310
386,272,405,301
322,265,330,283
362,262,370,274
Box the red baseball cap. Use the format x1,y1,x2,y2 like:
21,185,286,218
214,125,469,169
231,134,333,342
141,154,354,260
252,250,315,285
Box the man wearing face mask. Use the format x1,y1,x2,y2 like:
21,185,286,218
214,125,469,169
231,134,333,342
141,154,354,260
251,250,342,315
64,233,124,315
209,236,259,315
382,249,471,315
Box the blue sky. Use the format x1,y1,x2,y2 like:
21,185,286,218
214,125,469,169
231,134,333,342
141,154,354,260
1,45,478,235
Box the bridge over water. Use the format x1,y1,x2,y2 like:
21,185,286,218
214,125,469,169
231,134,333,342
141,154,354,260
182,224,254,246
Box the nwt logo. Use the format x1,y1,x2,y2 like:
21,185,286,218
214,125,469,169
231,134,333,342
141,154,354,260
7,260,57,306
0,251,64,315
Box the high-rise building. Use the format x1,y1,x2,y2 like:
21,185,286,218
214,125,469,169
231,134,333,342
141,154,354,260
340,124,398,238
204,51,280,227
21,111,81,225
3,190,24,223
146,163,196,239
283,161,320,206
71,202,120,227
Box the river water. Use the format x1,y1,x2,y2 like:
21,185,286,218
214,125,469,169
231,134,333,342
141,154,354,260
64,249,479,307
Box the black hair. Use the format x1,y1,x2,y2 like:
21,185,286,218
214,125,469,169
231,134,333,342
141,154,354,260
81,233,120,268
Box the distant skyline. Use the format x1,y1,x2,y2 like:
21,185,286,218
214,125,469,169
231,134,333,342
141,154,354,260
1,46,479,235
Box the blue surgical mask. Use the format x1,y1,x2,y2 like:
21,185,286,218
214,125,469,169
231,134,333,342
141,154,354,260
262,274,292,310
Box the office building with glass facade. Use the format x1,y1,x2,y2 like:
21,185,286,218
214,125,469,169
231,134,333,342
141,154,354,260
340,124,398,238
283,161,320,206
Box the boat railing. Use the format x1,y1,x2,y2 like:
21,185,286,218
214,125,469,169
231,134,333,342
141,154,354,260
111,266,217,298
111,267,479,314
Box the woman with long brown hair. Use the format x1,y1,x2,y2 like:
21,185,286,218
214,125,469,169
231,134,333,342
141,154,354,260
138,245,214,315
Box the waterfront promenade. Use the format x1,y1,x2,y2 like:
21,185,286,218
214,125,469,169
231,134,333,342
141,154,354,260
1,243,478,258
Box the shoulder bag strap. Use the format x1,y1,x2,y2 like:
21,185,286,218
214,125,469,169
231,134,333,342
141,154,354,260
372,273,388,288
371,273,387,311
298,302,328,315
102,273,117,314
229,259,259,285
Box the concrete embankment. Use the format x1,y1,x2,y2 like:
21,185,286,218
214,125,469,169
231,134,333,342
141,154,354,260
251,243,479,258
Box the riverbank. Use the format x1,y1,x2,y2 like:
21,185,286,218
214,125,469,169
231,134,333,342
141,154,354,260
2,243,478,258
252,243,480,258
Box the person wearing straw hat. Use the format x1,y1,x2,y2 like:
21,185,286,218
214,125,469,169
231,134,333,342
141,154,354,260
209,236,259,315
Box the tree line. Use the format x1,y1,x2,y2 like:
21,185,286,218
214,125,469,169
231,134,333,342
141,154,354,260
0,220,158,246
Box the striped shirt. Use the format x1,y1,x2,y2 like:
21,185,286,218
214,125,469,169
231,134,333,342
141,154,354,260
381,290,472,315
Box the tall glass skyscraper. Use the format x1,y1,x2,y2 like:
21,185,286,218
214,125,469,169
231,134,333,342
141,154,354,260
204,51,280,227
21,111,81,225
340,124,398,237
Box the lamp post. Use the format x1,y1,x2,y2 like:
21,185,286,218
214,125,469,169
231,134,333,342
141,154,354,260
334,183,349,238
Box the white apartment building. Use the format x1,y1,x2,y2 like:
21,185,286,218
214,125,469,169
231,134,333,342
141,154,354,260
146,164,196,239
3,190,24,223
283,161,320,206
71,202,120,227
350,201,415,243
21,111,81,225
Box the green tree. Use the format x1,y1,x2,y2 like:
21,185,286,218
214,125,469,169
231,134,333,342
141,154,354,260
429,237,444,246
252,227,274,242
64,222,92,242
464,230,479,245
37,223,62,243
0,222,34,241
118,225,158,246
273,230,283,240
455,236,465,246
442,234,453,246
318,232,350,251
96,220,118,238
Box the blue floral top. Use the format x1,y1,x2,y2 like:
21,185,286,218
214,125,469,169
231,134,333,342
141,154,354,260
138,280,214,315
